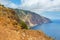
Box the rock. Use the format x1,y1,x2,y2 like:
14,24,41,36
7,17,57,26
14,9,51,28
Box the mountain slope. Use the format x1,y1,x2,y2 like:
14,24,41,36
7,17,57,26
15,9,51,28
0,4,28,29
0,4,53,40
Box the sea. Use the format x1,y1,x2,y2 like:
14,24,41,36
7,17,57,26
31,20,60,40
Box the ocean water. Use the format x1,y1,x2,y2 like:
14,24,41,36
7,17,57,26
32,21,60,40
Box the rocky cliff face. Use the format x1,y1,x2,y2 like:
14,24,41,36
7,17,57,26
15,9,51,28
0,4,53,40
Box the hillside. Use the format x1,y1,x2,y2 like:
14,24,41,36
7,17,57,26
0,4,53,40
14,9,51,28
0,4,28,29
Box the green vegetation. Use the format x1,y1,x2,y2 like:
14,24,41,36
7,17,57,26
19,20,28,29
0,4,4,7
14,10,28,29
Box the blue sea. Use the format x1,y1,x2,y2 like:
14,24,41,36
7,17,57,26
32,20,60,40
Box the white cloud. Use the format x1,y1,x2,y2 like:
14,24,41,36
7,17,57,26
0,0,60,11
20,0,60,11
0,0,19,8
0,0,60,13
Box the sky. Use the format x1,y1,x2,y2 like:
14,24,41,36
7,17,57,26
0,0,60,20
10,0,21,5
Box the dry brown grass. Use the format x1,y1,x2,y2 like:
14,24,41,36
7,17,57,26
0,5,53,40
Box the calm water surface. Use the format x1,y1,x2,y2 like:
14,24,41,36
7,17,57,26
32,22,60,40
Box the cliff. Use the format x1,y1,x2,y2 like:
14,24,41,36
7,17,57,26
0,4,53,40
14,9,51,28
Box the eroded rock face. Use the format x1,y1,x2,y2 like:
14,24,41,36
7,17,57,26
15,9,51,28
0,5,53,40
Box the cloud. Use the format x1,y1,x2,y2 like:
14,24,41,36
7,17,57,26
20,0,60,11
0,0,60,12
0,0,19,8
0,0,60,11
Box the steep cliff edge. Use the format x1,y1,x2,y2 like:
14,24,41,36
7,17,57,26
14,9,51,28
0,4,53,40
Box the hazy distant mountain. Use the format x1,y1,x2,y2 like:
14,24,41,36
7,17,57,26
14,9,51,28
